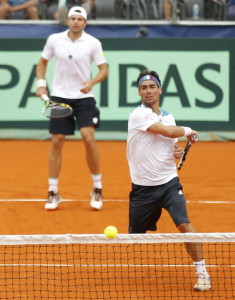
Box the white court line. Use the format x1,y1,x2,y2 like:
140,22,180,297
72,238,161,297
0,199,234,204
0,263,233,268
0,199,128,202
187,200,235,204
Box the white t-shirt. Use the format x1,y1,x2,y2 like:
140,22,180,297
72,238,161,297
127,105,178,186
41,30,106,99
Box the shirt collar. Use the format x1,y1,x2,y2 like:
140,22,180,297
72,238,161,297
63,29,86,41
140,105,169,116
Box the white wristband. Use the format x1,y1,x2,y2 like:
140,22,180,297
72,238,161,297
181,126,192,137
37,79,47,88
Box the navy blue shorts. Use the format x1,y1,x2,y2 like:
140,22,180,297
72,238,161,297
49,97,100,135
129,177,190,233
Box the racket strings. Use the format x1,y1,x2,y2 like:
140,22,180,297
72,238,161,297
50,106,72,118
43,103,73,118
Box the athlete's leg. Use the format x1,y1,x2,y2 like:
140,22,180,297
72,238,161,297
164,178,211,291
80,126,100,175
49,134,66,178
177,222,203,261
45,134,65,210
177,222,211,291
80,126,102,210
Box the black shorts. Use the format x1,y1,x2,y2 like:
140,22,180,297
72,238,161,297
129,177,190,233
49,97,100,135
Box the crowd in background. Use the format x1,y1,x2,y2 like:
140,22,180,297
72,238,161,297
0,0,234,22
0,0,94,21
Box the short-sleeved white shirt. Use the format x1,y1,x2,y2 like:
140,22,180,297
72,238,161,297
127,105,178,186
41,30,106,99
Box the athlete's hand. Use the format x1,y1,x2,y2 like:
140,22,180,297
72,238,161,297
174,143,183,159
187,131,199,144
80,80,93,93
36,87,47,99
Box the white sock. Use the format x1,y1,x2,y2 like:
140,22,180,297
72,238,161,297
194,259,209,277
91,174,102,189
48,178,59,193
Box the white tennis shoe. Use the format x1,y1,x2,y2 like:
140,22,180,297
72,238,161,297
90,188,103,210
194,272,211,291
45,191,62,210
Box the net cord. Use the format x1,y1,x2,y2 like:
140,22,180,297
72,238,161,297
0,232,235,245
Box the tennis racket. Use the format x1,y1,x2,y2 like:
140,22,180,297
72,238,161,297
177,134,198,171
41,94,73,119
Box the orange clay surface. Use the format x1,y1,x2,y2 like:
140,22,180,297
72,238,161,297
0,140,234,235
0,140,235,300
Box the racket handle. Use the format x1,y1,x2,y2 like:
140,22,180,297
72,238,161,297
41,94,50,101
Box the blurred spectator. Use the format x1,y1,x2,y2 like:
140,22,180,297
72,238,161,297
163,0,172,19
38,0,95,22
79,0,95,16
0,0,39,19
38,0,58,20
115,0,170,20
227,0,235,20
136,26,149,37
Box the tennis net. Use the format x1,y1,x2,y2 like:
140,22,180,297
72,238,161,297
0,232,234,299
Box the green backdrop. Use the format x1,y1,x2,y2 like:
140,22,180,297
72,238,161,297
0,38,234,139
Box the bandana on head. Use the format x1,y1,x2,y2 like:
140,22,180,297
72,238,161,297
138,75,161,87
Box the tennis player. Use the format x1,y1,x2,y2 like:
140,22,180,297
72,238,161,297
127,70,211,291
36,6,108,211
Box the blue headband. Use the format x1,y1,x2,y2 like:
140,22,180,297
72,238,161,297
138,75,161,87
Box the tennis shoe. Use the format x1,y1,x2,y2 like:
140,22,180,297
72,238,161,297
194,272,211,291
90,188,103,210
45,191,62,211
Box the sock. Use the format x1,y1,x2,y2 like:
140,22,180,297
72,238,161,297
194,259,209,277
91,174,102,189
48,178,59,193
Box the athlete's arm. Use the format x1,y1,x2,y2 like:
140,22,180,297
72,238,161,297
80,63,108,94
147,122,198,139
36,57,49,98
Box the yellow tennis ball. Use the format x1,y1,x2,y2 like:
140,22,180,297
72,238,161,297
104,226,118,239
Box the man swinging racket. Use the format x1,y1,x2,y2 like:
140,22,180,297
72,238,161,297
126,70,211,291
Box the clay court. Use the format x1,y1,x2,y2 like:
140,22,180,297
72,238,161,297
0,140,234,299
0,140,234,235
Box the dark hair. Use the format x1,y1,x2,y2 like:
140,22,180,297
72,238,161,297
137,70,161,86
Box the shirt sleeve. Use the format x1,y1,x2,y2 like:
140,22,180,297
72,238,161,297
41,35,55,61
91,39,106,66
130,107,160,132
